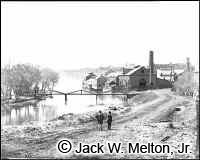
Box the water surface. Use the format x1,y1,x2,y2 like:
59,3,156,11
1,72,125,125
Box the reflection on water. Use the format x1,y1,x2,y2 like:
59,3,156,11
1,95,126,125
1,73,127,125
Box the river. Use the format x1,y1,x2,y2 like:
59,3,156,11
1,72,125,125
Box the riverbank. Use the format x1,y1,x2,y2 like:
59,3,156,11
1,89,197,159
1,97,36,113
2,90,156,131
1,95,52,113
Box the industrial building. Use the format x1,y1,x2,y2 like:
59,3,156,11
118,51,157,90
82,51,173,92
82,73,107,92
117,51,173,91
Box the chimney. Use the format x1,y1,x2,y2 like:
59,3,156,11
149,50,154,85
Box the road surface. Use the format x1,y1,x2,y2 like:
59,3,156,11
1,89,197,159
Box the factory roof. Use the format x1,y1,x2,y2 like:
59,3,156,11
106,71,122,77
126,65,145,76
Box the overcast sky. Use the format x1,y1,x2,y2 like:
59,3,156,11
1,1,199,71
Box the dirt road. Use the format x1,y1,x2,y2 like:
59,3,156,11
1,89,197,159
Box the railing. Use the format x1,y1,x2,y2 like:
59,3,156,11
16,89,139,104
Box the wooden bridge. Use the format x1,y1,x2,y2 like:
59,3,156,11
23,89,139,104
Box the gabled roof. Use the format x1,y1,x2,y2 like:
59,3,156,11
95,74,106,79
107,71,122,77
126,66,145,75
87,72,96,76
85,72,97,80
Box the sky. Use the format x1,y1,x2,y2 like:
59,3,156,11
1,1,199,71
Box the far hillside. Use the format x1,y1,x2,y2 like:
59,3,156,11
62,63,196,81
62,66,123,79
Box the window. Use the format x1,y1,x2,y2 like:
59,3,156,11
141,69,145,73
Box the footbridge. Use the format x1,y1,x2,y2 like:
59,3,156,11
23,89,139,104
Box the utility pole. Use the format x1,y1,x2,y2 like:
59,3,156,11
96,95,98,105
170,62,174,82
186,57,190,72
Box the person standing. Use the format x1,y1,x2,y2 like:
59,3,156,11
107,111,112,130
96,110,104,131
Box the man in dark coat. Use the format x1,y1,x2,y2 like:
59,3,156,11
107,111,112,130
96,110,104,131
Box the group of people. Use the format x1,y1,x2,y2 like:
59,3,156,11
95,110,112,131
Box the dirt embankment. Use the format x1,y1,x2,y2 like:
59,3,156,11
1,89,197,159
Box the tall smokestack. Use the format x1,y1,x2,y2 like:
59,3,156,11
186,57,190,72
149,50,154,85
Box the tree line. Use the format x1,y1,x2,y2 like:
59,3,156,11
173,71,198,96
1,63,59,97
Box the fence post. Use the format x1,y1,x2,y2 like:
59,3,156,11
34,90,37,98
65,94,67,102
